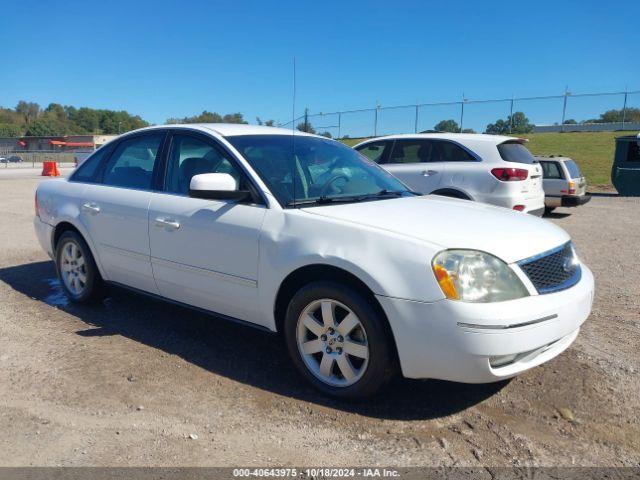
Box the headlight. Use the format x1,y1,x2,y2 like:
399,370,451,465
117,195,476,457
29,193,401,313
432,250,529,303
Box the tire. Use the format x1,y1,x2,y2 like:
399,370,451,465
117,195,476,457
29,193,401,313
544,206,556,215
284,281,396,399
55,231,104,303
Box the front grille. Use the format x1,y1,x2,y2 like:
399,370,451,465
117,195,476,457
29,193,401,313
518,242,581,294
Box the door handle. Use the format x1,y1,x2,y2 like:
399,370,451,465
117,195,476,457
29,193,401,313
155,217,181,230
421,170,438,177
82,202,101,214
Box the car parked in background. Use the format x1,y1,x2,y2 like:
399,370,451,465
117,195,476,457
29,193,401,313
35,124,593,399
536,156,591,214
0,155,23,163
353,134,545,216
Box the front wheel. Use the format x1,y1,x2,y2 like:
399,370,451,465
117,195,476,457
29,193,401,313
284,282,395,399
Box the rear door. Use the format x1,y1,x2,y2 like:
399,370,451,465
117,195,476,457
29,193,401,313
540,160,566,197
80,131,167,294
381,139,446,193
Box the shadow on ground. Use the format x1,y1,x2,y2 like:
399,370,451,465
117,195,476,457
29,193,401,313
0,260,507,420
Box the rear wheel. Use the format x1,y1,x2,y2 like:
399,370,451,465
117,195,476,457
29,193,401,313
284,282,395,399
55,231,104,303
544,206,556,215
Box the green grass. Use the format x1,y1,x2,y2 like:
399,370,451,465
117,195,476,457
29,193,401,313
340,131,626,186
511,131,622,186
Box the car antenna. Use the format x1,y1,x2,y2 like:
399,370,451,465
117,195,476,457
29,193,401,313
291,56,297,207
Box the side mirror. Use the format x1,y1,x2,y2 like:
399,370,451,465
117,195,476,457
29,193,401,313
189,173,251,201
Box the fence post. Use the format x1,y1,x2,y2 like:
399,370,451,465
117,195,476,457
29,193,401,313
374,103,380,137
561,88,570,132
414,105,419,133
509,98,514,134
621,90,628,130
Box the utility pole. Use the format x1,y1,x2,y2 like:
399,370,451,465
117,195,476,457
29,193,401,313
509,97,515,134
561,86,570,132
622,88,628,130
459,94,466,133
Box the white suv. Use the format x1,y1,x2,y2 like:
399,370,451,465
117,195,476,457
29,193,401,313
354,133,545,216
34,124,593,399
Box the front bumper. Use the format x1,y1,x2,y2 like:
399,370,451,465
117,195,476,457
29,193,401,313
545,194,592,208
377,265,594,383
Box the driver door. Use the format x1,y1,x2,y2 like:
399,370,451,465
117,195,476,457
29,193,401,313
148,132,267,326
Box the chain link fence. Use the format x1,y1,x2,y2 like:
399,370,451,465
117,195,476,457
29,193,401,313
280,89,640,140
0,149,88,169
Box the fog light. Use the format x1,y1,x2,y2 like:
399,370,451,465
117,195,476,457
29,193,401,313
489,353,518,368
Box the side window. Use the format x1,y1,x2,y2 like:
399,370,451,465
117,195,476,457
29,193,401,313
165,134,244,195
541,161,563,179
101,134,163,189
70,145,111,183
388,140,433,164
356,141,388,163
435,141,476,162
627,142,640,162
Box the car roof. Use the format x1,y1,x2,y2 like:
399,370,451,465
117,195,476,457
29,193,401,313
535,155,574,162
130,123,320,138
355,132,525,147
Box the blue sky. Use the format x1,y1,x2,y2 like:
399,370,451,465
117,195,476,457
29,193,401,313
2,0,639,134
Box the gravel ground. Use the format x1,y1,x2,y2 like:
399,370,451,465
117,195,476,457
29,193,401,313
0,176,638,467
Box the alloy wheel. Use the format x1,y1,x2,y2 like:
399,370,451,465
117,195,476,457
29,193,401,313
60,240,87,296
296,298,370,387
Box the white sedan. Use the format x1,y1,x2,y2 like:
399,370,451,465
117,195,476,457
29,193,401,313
354,133,546,216
34,124,593,398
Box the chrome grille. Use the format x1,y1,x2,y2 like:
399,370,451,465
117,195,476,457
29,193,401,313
518,242,581,294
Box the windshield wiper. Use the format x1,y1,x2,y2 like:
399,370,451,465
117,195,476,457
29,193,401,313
287,190,411,207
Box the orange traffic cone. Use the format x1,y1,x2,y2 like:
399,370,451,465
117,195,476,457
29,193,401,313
42,161,60,177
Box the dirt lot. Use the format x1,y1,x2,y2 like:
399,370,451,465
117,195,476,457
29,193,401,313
0,173,638,467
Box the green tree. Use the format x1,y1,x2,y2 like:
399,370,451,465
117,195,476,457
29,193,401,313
319,131,333,138
486,111,533,134
15,101,40,125
167,111,248,124
434,119,460,132
0,124,21,137
256,117,275,126
25,117,69,136
296,121,315,134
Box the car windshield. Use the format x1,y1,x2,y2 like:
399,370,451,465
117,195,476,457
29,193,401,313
497,141,537,164
564,160,582,178
226,134,412,206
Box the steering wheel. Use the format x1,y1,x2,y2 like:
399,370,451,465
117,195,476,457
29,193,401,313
319,174,349,196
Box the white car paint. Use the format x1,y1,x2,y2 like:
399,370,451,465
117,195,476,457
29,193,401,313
34,124,593,385
354,133,546,215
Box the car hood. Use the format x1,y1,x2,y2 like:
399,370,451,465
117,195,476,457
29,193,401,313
301,195,570,264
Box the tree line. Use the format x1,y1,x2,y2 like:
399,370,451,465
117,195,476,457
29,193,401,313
0,101,149,137
0,102,278,138
432,108,640,135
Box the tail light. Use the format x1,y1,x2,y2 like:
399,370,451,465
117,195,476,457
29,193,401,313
35,192,40,219
513,205,525,212
561,181,576,195
491,168,528,181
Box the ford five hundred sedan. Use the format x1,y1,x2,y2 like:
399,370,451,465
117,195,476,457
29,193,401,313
34,124,594,399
